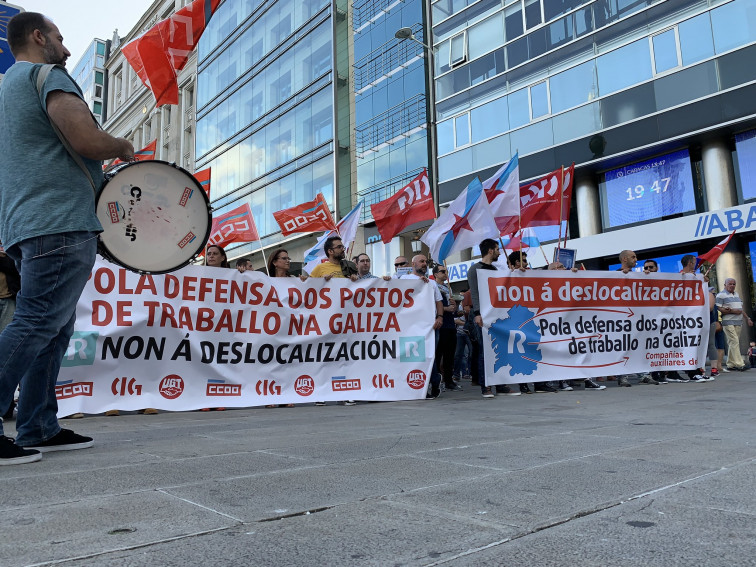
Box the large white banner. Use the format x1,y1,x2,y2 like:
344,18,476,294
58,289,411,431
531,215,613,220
56,259,435,414
478,270,709,385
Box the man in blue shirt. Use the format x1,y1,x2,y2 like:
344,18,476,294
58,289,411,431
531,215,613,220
0,13,134,465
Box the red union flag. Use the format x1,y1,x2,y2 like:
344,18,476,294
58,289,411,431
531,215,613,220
273,192,337,236
207,203,260,249
194,167,211,197
370,169,435,244
696,230,736,270
107,139,157,168
122,0,222,106
498,164,575,237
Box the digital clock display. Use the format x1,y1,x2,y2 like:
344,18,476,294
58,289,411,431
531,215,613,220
603,149,696,228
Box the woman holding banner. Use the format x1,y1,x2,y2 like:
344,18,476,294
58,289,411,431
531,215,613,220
265,249,296,408
201,244,230,411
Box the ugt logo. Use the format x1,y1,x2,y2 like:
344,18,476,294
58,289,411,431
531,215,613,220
61,331,99,367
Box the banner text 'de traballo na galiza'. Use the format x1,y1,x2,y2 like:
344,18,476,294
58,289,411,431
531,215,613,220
477,270,709,385
56,258,435,414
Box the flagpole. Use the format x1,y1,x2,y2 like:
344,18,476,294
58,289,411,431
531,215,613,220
539,244,549,265
557,165,565,250
258,240,270,276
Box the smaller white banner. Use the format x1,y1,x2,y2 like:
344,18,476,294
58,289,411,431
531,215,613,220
478,270,709,385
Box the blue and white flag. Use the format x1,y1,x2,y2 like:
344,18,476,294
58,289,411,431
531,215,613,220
483,153,520,236
303,201,363,275
421,177,499,263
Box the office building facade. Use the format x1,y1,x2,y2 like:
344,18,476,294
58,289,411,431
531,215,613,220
353,0,434,273
434,0,756,287
195,0,341,266
70,38,110,123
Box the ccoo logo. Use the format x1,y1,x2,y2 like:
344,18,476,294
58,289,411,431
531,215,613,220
55,380,94,400
159,374,184,399
207,379,241,396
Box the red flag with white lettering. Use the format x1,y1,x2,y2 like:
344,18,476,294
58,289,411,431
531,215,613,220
122,0,222,106
106,139,157,168
207,203,260,249
370,169,435,244
194,167,211,197
498,164,574,237
696,230,736,270
272,193,337,236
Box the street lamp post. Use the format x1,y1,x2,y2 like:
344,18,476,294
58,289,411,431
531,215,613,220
394,26,440,218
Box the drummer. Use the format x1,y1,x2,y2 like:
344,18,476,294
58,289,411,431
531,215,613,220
0,13,134,465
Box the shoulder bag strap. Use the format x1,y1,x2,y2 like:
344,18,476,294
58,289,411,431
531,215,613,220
35,63,98,194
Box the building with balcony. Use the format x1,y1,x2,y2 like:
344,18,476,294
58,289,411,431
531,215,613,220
102,0,197,173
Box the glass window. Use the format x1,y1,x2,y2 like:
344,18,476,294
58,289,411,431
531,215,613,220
525,0,542,29
507,36,529,67
95,71,104,85
711,0,756,54
508,88,529,128
468,14,504,60
438,147,473,182
471,97,508,142
93,101,102,115
437,41,451,74
679,12,714,66
455,113,470,146
652,29,679,74
548,14,574,51
596,38,652,96
469,52,497,86
552,102,601,143
530,81,549,118
437,119,455,155
550,60,596,113
505,3,524,40
510,119,553,154
450,33,466,66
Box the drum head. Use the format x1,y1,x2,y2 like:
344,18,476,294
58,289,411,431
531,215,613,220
96,160,211,274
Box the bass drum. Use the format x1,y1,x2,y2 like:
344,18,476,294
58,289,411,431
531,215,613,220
96,160,211,274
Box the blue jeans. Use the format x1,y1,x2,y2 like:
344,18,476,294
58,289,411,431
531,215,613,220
0,232,98,445
453,332,471,376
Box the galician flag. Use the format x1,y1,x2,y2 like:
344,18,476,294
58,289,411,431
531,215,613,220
421,177,499,263
483,153,520,235
303,201,363,275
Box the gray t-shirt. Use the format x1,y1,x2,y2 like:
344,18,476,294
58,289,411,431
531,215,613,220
0,62,103,249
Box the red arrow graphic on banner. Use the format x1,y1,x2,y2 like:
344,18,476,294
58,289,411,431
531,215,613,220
520,308,634,328
520,356,630,368
528,334,602,345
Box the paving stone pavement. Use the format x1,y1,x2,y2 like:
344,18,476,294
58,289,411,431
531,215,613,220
2,371,756,566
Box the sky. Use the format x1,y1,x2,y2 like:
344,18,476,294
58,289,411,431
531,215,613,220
10,0,156,67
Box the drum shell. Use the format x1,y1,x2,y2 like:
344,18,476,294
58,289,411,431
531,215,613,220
96,160,211,274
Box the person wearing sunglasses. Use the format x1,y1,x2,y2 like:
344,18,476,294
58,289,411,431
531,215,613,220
392,256,411,278
432,264,462,393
